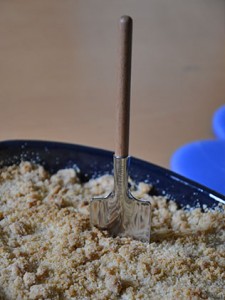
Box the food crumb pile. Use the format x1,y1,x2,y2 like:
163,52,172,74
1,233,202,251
0,162,224,299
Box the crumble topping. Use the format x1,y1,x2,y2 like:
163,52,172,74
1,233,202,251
0,162,224,299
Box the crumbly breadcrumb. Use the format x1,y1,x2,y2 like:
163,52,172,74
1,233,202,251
0,162,224,299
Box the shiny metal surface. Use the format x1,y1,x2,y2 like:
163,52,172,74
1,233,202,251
90,156,151,242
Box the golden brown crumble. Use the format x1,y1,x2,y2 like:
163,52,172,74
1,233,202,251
0,162,224,299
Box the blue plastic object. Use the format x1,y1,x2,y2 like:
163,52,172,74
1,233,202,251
0,140,224,208
171,139,225,195
213,105,225,139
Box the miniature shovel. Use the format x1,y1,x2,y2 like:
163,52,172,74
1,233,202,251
90,16,151,242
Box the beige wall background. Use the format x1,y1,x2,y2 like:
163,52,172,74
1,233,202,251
0,0,225,167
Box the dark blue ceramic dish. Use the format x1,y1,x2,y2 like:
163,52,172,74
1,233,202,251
0,140,224,209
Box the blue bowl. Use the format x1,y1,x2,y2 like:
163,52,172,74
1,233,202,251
0,140,224,209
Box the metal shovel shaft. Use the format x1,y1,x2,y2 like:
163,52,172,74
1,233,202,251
90,156,151,242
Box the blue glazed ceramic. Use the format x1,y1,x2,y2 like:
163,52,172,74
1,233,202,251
213,105,225,139
0,140,224,209
171,139,225,195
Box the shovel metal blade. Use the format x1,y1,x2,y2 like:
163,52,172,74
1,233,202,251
90,156,151,242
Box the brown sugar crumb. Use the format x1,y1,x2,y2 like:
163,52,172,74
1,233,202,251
0,161,224,299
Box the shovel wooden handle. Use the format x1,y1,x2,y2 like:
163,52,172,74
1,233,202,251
115,16,133,157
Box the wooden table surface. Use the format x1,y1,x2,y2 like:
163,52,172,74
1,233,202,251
0,0,225,168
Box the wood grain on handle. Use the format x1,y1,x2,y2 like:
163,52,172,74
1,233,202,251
115,16,133,157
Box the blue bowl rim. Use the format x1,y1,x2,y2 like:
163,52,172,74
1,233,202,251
0,139,224,207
